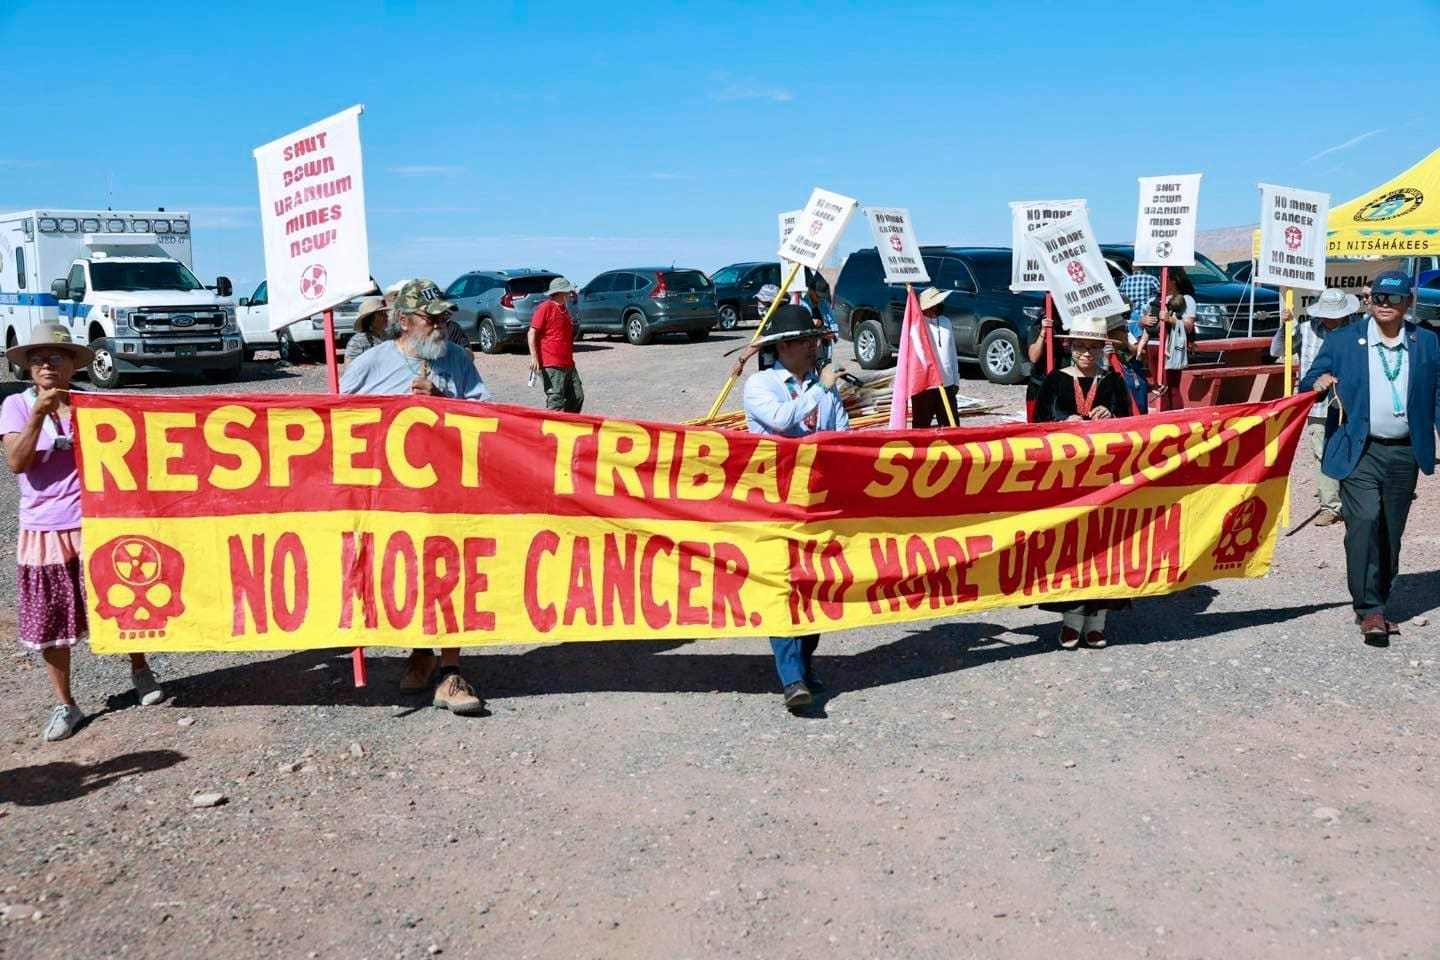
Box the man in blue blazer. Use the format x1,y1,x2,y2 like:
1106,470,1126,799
1300,270,1440,646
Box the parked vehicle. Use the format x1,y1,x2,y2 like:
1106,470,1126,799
1416,273,1440,332
711,261,826,329
576,268,716,345
0,209,242,387
236,280,376,364
1226,260,1253,283
1100,245,1281,341
833,246,1043,384
443,268,576,354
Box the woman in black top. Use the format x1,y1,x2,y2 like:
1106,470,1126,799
1033,314,1134,649
1025,313,1068,421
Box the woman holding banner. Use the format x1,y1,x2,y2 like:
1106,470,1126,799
1,325,165,741
1033,314,1134,649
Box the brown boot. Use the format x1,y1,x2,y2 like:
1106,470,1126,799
399,650,437,692
1315,510,1342,527
433,671,485,716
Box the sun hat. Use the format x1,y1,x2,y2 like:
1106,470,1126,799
755,283,780,304
753,304,826,347
1056,314,1124,345
918,288,952,312
6,322,94,368
354,297,388,331
393,279,456,317
1306,288,1361,320
546,277,577,296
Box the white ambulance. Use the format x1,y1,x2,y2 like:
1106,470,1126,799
0,210,243,387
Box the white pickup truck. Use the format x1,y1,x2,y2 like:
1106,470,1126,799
236,279,377,364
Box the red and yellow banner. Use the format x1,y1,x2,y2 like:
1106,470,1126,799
72,392,1310,653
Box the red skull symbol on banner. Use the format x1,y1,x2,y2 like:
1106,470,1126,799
1066,261,1086,285
89,535,187,640
1211,496,1268,571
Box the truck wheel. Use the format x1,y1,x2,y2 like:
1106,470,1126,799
278,329,301,366
5,331,29,382
717,303,740,330
979,326,1024,384
854,319,892,370
478,318,502,355
624,311,653,346
88,339,124,389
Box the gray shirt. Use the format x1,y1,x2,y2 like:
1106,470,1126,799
1367,318,1410,439
339,340,490,400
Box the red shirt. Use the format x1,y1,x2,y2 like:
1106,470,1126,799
530,299,574,369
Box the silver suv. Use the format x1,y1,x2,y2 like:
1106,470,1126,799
444,269,575,354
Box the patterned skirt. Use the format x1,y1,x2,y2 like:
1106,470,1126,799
16,528,88,651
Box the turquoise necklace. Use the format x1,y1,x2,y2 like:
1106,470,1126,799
1375,341,1406,418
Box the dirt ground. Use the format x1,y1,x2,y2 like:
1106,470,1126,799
1,329,1437,960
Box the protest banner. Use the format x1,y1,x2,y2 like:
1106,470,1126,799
1134,174,1202,267
1023,209,1126,329
1009,200,1086,292
75,391,1308,653
253,106,372,332
779,188,859,270
777,209,804,295
863,207,930,285
1256,184,1331,290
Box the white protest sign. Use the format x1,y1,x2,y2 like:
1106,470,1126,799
1256,183,1331,290
1133,173,1202,267
1009,199,1086,291
779,188,859,270
1024,208,1126,328
254,105,371,332
777,209,804,295
863,207,930,284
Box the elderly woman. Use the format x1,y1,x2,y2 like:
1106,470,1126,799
1033,314,1134,649
1,325,163,741
344,297,389,364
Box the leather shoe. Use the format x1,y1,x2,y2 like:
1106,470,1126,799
1360,614,1389,647
782,681,812,710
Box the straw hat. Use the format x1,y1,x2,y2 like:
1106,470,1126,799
1056,314,1124,345
918,287,952,312
5,323,95,368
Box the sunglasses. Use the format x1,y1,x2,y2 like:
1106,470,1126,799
28,351,69,367
1371,293,1409,306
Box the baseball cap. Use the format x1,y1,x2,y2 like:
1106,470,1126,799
1370,270,1414,297
394,278,456,316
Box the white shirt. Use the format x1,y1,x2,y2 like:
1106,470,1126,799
743,365,849,437
918,314,959,388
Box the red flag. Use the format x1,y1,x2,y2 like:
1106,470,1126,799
889,286,946,430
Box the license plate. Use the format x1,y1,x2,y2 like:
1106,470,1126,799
686,294,699,302
176,345,196,357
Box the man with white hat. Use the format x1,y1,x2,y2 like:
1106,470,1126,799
1272,288,1359,526
528,276,584,413
742,304,850,711
911,287,961,428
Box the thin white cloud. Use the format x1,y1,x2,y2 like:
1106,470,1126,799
388,165,467,177
1307,129,1384,163
711,82,793,103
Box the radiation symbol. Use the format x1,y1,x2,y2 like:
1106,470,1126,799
1156,241,1173,259
111,537,163,587
299,263,328,301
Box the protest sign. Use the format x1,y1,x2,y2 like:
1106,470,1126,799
863,207,930,284
1009,200,1086,292
1134,174,1202,267
779,188,859,270
254,106,372,332
76,391,1307,652
1256,184,1331,290
1023,209,1126,328
777,209,804,295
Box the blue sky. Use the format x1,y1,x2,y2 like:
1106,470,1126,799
2,0,1436,295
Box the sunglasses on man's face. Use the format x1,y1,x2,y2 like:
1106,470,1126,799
28,352,69,367
1371,293,1409,307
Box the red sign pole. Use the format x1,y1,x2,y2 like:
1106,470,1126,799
1155,266,1169,398
1043,292,1054,372
321,308,367,689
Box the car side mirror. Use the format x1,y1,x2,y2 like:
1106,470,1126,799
237,298,250,307
216,276,233,298
51,279,70,300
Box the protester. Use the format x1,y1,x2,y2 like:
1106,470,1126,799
911,287,961,428
1300,270,1440,646
742,304,850,710
1271,289,1358,526
726,285,781,379
1108,301,1151,414
340,280,490,713
1144,271,1197,408
345,297,389,365
1118,266,1161,335
1033,315,1134,649
2,325,164,741
1025,313,1068,422
528,277,584,413
804,272,839,366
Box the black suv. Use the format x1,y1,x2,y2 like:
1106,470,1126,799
711,261,826,330
1100,245,1281,341
833,246,1043,383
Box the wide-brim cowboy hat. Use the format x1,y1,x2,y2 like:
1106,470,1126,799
354,297,387,331
918,287,952,312
751,304,828,348
7,322,94,368
1055,313,1126,345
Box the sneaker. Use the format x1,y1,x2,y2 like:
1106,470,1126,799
43,704,84,742
399,651,438,693
782,681,812,710
432,671,485,716
132,668,164,706
1315,510,1342,527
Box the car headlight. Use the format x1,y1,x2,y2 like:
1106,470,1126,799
111,307,133,332
1194,304,1226,327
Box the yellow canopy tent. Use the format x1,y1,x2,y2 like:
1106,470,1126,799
1251,145,1440,259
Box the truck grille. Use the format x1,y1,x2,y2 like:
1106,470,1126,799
131,308,227,331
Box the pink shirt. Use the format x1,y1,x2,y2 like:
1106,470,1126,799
0,391,82,531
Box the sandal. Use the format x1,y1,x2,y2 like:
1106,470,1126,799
1059,626,1081,650
1082,630,1107,649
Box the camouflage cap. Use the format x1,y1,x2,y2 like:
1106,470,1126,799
394,278,456,317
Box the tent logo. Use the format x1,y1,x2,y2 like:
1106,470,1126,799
1355,188,1423,223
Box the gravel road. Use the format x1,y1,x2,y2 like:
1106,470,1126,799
1,330,1436,960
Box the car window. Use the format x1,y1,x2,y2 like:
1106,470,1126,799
663,270,711,292
15,247,25,290
761,264,781,285
252,281,268,305
445,277,470,299
932,257,977,294
622,273,647,292
588,273,619,294
837,252,885,301
67,264,86,296
508,275,558,296
711,265,745,285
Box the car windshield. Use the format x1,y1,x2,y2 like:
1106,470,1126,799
508,275,559,296
710,266,745,285
662,270,711,292
90,260,204,292
1181,254,1231,284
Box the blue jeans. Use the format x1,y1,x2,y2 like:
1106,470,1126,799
770,635,820,688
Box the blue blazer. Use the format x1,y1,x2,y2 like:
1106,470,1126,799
1299,320,1440,479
